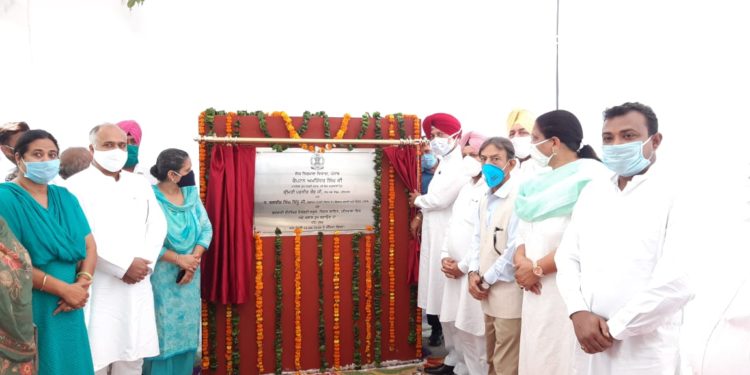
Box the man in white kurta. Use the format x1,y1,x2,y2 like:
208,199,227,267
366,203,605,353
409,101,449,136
409,113,468,373
555,103,693,374
66,124,167,375
438,132,489,375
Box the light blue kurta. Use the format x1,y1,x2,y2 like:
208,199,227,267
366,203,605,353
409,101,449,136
145,185,212,374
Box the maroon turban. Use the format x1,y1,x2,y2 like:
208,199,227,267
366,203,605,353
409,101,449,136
422,113,462,139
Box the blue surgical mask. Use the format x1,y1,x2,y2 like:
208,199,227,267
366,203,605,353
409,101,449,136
22,159,60,185
482,163,508,188
422,153,437,171
602,136,653,177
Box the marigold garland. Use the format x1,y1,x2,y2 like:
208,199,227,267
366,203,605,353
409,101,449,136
351,233,363,369
316,232,327,372
364,226,374,363
387,114,396,138
254,232,265,374
394,112,407,139
225,112,235,137
274,228,283,374
225,304,233,374
332,231,342,369
198,111,208,203
201,301,209,370
387,164,397,352
293,228,303,371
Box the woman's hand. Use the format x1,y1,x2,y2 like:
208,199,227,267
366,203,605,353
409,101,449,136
176,254,200,272
178,270,195,286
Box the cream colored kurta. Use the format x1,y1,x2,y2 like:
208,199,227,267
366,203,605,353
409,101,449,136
66,167,167,371
415,145,469,314
438,178,486,336
517,216,576,375
555,164,693,375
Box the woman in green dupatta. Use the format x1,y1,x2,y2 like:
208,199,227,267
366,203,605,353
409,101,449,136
143,149,212,375
0,130,97,375
0,217,35,375
512,110,611,374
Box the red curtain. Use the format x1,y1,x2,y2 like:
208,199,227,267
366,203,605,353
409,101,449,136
383,146,420,285
201,145,256,304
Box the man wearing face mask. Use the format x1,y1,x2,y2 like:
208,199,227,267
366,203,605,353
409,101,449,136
555,102,693,374
0,121,30,182
465,137,522,375
506,109,548,182
407,113,470,364
65,124,168,375
436,131,490,375
117,120,157,184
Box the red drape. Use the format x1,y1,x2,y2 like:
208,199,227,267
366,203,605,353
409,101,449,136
201,145,256,304
383,146,420,285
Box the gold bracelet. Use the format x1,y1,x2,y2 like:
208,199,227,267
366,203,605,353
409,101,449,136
76,271,93,281
40,273,48,292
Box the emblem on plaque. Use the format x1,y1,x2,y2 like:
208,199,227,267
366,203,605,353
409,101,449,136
310,152,325,170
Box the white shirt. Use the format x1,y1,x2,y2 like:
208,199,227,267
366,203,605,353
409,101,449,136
65,167,167,370
555,163,693,374
465,179,519,285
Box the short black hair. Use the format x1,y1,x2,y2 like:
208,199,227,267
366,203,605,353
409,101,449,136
14,129,59,157
479,137,515,160
0,122,30,145
151,148,189,182
603,102,658,135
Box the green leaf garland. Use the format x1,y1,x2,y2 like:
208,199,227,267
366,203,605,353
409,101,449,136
371,114,384,366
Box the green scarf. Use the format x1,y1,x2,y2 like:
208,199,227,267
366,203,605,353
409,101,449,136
515,159,605,222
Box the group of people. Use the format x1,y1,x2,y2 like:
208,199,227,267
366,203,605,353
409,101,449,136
0,121,211,375
412,103,693,375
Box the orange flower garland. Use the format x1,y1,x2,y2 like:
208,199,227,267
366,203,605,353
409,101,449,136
293,228,303,371
324,113,351,152
225,112,235,137
387,165,396,352
254,232,265,374
332,231,342,369
387,114,396,138
226,304,233,374
201,301,209,370
364,226,374,363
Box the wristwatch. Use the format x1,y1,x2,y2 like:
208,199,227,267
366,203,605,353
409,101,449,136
532,260,544,277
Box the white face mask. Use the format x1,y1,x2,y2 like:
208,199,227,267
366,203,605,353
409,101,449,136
529,138,554,167
93,148,128,173
461,155,482,177
430,131,460,157
511,136,532,159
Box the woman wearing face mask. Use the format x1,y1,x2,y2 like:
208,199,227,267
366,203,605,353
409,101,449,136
511,110,610,375
408,113,470,357
0,129,97,375
143,148,212,375
436,131,491,375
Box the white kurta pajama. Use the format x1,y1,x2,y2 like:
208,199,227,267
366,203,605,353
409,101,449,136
439,178,488,375
415,145,469,315
66,167,168,373
556,165,693,375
